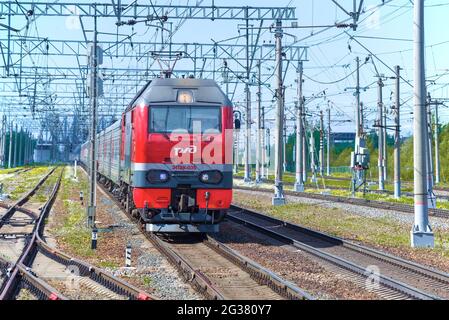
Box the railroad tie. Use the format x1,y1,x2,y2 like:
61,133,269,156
78,277,127,300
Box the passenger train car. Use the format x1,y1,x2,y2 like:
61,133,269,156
80,78,234,233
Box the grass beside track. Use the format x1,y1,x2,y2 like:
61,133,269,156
0,168,23,175
46,166,166,296
233,172,449,209
2,166,54,201
234,171,416,193
51,167,93,257
233,190,449,271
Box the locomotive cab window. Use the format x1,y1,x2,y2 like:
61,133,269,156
149,106,221,133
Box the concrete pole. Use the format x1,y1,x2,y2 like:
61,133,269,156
24,130,27,165
28,131,31,164
244,88,252,182
302,118,307,183
319,111,324,176
243,15,252,183
260,106,268,180
27,131,31,164
255,61,262,183
294,62,304,191
411,0,433,248
265,128,270,178
283,116,287,173
327,108,331,176
23,130,27,165
8,123,12,169
18,128,23,167
0,117,3,168
434,102,440,185
383,105,388,181
394,66,401,199
88,10,98,229
272,20,285,206
13,124,18,168
310,130,316,182
355,57,361,149
28,132,32,164
0,116,5,167
352,57,362,191
377,78,385,191
425,94,435,208
261,105,267,180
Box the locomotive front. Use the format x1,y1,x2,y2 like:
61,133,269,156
125,78,234,233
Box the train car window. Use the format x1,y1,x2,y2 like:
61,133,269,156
149,106,221,133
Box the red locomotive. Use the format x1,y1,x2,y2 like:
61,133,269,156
80,78,235,232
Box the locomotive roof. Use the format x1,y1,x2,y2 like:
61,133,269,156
125,78,232,112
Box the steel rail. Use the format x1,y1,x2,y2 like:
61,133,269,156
233,185,449,219
0,167,57,229
234,175,449,200
0,167,64,300
146,233,226,300
203,236,314,300
0,167,153,300
228,204,449,300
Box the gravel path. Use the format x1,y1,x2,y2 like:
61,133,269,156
98,192,201,300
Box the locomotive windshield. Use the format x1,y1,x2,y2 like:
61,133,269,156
149,106,222,133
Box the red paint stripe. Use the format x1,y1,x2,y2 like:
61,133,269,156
49,293,59,300
138,293,150,300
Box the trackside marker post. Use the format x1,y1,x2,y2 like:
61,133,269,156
125,244,132,267
91,227,98,250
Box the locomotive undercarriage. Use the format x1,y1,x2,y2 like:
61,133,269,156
138,186,226,233
98,173,225,233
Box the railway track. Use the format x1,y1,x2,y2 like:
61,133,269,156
234,185,449,219
0,167,153,300
234,176,449,201
92,167,313,300
0,167,32,182
322,175,449,194
227,204,449,300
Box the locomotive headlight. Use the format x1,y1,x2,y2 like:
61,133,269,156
147,170,170,184
199,170,223,184
177,90,194,104
159,172,168,181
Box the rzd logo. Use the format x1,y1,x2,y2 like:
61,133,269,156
174,146,197,154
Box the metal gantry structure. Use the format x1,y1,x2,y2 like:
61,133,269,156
0,1,442,249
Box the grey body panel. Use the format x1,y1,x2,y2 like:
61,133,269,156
96,121,121,184
127,78,232,110
123,111,132,184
